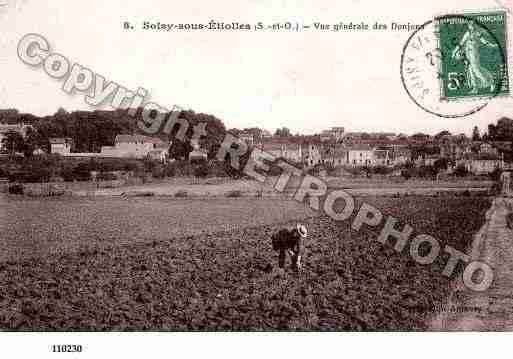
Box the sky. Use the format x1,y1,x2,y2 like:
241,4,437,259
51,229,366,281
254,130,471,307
0,0,512,136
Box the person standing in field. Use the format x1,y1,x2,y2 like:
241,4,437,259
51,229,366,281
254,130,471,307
271,224,308,271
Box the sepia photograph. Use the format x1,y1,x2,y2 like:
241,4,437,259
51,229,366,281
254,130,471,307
1,0,513,357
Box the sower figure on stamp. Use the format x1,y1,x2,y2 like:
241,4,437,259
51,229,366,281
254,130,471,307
271,224,308,271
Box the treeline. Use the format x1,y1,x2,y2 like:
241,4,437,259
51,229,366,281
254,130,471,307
0,155,236,183
0,107,227,160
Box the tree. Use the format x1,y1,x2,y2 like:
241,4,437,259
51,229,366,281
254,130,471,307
274,127,291,137
434,157,451,172
454,164,469,177
1,130,24,155
472,126,481,141
488,117,513,141
229,128,242,136
410,133,430,141
22,127,41,157
169,140,193,160
434,130,451,142
242,127,264,141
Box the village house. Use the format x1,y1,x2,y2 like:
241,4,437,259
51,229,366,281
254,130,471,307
261,129,273,138
457,153,502,175
322,146,347,167
347,144,374,166
100,134,169,160
374,146,393,166
320,127,345,142
0,123,32,152
49,137,74,155
474,142,499,156
439,137,471,160
302,143,322,166
413,152,441,167
392,147,412,165
256,140,303,163
257,142,283,159
49,134,170,162
188,140,207,162
239,133,254,145
148,145,171,163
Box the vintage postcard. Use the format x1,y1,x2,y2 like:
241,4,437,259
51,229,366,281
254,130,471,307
1,0,513,357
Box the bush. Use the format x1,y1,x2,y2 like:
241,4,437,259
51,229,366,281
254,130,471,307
174,190,188,198
401,169,412,180
371,165,393,175
418,165,437,178
8,167,51,183
60,163,76,182
460,190,471,197
165,161,194,177
72,163,91,181
194,162,210,178
489,167,502,182
454,164,469,177
151,164,165,179
8,183,23,194
97,172,117,181
164,163,176,177
225,190,243,198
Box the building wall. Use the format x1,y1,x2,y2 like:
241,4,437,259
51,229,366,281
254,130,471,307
115,141,155,154
282,144,302,163
347,150,374,166
303,144,322,166
50,143,71,154
467,160,501,175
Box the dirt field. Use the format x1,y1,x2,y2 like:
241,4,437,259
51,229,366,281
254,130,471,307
72,176,492,197
0,194,492,330
0,196,315,261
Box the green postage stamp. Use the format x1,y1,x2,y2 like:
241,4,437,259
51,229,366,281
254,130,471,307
436,11,510,101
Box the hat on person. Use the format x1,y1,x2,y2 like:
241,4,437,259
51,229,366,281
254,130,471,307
296,223,308,238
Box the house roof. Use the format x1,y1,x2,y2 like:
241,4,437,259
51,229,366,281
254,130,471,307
0,124,23,134
148,149,167,155
258,141,301,152
189,149,207,159
464,152,501,160
115,134,165,145
49,137,72,144
259,143,285,152
347,144,373,151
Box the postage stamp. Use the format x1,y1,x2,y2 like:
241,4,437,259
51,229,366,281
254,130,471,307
400,10,510,118
436,11,509,101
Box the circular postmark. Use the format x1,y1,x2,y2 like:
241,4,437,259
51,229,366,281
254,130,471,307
493,0,512,14
400,14,508,118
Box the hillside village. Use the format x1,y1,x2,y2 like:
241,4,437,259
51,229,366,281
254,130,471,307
250,125,511,175
1,108,513,181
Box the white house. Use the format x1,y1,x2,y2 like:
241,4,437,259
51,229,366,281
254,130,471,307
100,134,169,159
50,138,73,154
50,134,170,161
256,140,303,163
320,127,345,142
347,144,374,166
301,143,322,166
